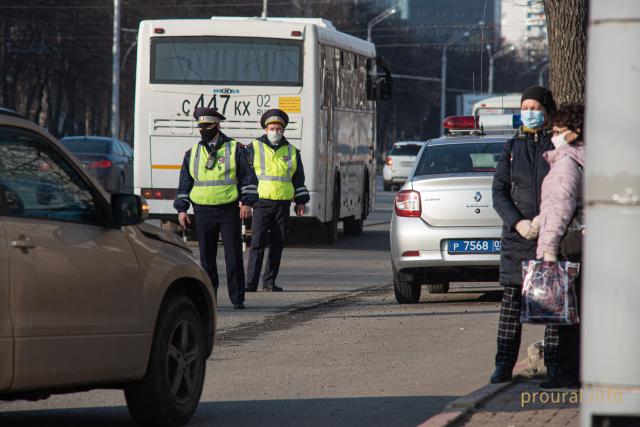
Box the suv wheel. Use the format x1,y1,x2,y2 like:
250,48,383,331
125,295,207,427
393,280,421,304
426,283,450,294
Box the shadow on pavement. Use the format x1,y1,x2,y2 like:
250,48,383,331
324,309,500,319
0,395,457,427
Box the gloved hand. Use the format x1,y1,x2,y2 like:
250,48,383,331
543,252,558,262
515,219,532,239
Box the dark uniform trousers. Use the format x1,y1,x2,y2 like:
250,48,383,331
194,202,245,305
496,285,560,368
246,201,289,289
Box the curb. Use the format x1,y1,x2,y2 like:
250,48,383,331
417,359,530,427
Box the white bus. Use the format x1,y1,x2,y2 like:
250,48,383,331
133,17,391,244
472,93,521,116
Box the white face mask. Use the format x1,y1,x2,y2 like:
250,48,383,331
267,130,283,144
551,133,568,148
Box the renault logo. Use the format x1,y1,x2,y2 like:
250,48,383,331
474,191,482,202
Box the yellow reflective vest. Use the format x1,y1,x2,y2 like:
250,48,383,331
251,139,298,201
188,140,238,205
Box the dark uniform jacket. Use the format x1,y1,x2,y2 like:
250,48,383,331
244,135,310,207
174,132,257,212
492,128,554,286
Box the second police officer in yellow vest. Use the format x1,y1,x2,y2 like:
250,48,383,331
174,107,257,309
241,109,310,292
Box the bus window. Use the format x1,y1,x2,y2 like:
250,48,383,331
150,36,303,86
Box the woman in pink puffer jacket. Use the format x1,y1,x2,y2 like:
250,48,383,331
531,104,585,390
531,104,585,261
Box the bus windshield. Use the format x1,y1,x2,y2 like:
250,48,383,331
150,36,303,86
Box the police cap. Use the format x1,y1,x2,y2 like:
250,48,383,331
260,109,289,129
193,107,226,127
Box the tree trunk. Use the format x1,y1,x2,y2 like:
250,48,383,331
543,0,589,106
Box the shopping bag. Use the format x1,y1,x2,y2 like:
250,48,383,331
520,260,580,325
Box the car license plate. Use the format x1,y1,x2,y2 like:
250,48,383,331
447,239,501,254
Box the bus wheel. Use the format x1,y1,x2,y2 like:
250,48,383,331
322,180,340,244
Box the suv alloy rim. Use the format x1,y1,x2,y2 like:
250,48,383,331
166,320,201,404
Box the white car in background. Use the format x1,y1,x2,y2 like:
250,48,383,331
382,141,426,191
390,114,522,303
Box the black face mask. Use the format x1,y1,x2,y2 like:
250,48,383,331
199,126,219,141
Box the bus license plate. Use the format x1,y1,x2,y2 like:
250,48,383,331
448,239,501,254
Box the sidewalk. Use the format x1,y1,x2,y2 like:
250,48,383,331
420,349,580,427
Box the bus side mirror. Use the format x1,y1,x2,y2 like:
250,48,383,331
375,56,393,101
378,76,392,101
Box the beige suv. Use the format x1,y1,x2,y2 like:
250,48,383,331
0,110,216,427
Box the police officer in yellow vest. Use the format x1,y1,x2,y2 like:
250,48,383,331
242,109,309,292
174,107,257,309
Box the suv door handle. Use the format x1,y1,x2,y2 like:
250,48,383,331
11,237,36,250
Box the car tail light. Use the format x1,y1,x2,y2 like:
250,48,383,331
154,28,165,34
89,159,112,169
141,188,177,200
291,30,302,36
402,250,420,257
386,157,393,166
394,190,421,217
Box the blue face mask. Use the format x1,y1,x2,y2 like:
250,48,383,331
520,109,545,129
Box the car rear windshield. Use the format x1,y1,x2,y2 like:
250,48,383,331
389,144,423,156
414,142,503,176
60,139,111,154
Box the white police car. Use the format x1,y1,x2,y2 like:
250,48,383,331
390,114,522,303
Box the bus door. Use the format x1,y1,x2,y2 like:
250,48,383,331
323,72,337,222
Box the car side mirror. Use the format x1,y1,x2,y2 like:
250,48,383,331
112,194,149,226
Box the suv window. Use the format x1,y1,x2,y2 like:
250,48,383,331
414,142,503,175
0,128,97,224
389,144,423,156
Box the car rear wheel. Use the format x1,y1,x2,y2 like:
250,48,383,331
343,216,363,236
426,283,450,294
394,280,421,304
125,295,207,427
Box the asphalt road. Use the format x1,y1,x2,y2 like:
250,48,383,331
0,181,543,426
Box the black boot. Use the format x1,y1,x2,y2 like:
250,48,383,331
540,375,580,390
490,364,513,383
546,364,560,380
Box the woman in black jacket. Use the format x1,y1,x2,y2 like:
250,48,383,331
490,86,559,384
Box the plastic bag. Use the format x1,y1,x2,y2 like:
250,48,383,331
521,260,580,325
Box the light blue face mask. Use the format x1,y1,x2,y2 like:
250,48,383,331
520,109,545,129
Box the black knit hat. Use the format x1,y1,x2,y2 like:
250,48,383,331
521,86,556,114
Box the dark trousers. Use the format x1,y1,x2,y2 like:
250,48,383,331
495,285,559,368
246,202,289,289
194,203,245,305
556,274,581,381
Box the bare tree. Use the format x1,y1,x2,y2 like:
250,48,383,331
543,0,588,105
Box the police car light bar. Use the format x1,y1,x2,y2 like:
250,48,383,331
478,114,522,130
443,114,522,134
443,116,478,131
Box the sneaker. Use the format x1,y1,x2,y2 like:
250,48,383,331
262,284,283,292
232,303,246,309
